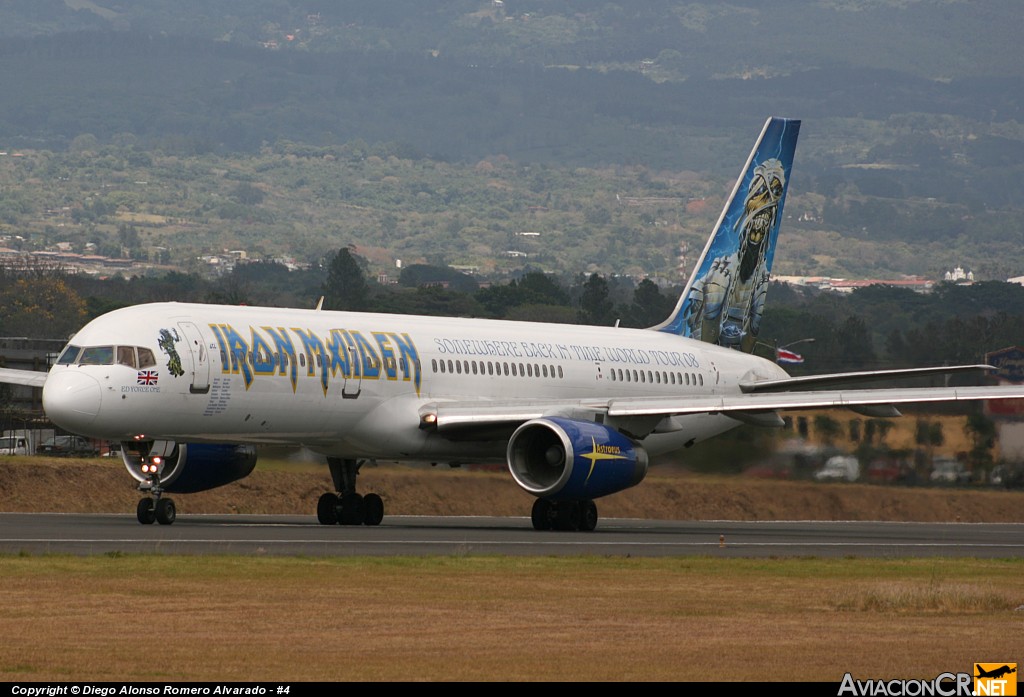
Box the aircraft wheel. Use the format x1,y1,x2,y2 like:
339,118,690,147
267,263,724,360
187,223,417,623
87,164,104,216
317,493,340,525
155,498,176,526
531,499,553,531
136,498,156,525
363,493,384,526
555,501,581,531
339,493,364,526
580,500,598,532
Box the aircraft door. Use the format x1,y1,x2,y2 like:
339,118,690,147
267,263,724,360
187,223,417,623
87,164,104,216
342,339,361,399
177,321,211,394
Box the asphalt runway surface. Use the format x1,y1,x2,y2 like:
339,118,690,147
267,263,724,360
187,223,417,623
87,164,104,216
1,512,1023,557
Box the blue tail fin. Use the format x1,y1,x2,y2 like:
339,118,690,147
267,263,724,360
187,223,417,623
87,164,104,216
653,117,800,353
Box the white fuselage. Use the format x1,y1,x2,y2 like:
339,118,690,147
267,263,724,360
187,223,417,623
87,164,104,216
42,302,789,461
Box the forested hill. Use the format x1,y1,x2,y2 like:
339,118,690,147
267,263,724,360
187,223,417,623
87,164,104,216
0,1,1021,167
0,1,1021,280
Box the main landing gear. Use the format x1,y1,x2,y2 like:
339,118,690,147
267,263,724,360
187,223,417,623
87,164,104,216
531,498,599,532
317,457,384,526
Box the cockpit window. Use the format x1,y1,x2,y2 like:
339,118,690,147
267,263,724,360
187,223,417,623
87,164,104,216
116,346,137,369
56,345,82,365
79,346,114,365
62,345,156,368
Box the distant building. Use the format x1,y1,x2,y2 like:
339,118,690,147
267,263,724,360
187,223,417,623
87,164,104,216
944,266,974,283
774,276,933,294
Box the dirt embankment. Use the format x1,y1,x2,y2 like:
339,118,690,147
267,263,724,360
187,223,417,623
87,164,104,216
2,456,1022,522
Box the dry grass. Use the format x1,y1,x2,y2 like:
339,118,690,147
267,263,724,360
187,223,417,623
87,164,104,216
1,556,1022,682
4,456,1024,523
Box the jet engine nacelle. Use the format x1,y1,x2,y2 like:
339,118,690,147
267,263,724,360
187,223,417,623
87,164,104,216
121,441,257,493
506,417,648,500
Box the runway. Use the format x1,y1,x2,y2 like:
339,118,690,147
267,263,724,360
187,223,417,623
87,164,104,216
1,513,1022,557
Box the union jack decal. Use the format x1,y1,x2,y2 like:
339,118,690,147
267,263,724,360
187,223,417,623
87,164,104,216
137,370,159,385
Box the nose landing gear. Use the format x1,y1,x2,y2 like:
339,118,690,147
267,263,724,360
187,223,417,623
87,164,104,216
136,447,176,525
136,495,177,525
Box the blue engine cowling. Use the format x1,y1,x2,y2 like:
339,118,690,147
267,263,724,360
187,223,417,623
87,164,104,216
121,442,257,493
506,417,648,500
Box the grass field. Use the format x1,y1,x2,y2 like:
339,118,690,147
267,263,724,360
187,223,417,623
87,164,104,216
1,555,1022,682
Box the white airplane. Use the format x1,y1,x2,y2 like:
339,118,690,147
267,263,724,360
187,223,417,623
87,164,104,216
3,117,1022,530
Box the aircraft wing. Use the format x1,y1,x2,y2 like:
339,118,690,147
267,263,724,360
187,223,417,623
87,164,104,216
0,368,48,388
601,385,1024,416
738,364,996,393
427,384,1024,437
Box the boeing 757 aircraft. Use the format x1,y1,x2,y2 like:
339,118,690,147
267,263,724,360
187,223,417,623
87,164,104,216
3,117,1022,530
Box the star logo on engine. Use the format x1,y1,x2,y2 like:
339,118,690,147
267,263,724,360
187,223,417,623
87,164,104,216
581,437,627,483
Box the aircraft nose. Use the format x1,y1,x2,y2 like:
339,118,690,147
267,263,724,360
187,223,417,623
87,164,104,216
43,371,102,433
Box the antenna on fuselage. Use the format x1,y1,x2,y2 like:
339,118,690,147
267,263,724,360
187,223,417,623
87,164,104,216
315,296,324,311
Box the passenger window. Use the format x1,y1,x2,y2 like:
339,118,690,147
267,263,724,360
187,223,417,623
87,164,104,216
116,346,137,368
138,348,156,368
558,366,563,379
79,346,114,365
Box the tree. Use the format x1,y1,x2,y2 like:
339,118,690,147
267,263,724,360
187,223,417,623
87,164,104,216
964,412,997,475
0,264,86,339
625,279,674,328
322,246,369,311
813,415,841,446
578,273,614,326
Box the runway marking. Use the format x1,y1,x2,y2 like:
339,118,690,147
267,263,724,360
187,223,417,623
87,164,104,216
4,538,1024,549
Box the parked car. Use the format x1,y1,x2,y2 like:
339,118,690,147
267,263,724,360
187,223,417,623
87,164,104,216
37,435,98,457
865,458,917,485
989,465,1024,489
813,455,860,482
929,458,970,485
865,459,901,484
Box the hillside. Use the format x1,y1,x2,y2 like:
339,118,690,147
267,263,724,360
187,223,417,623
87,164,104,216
0,3,1022,280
